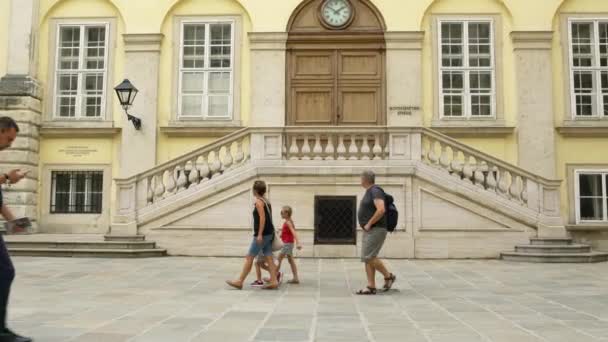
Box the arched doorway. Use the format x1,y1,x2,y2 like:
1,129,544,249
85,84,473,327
286,0,386,126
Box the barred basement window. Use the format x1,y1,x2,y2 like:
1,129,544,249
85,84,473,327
54,24,109,119
50,171,103,214
438,20,496,119
568,20,608,118
576,171,608,223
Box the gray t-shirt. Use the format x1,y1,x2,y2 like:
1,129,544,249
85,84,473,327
358,186,386,228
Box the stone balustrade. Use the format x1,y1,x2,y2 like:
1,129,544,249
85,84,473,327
111,126,563,236
284,127,390,161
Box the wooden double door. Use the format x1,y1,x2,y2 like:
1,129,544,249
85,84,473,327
287,49,385,126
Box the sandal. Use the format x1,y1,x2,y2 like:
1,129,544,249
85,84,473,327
383,273,396,292
355,286,377,295
287,279,300,284
262,283,279,290
226,280,243,290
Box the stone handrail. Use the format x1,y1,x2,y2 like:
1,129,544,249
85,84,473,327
113,127,251,221
420,128,562,216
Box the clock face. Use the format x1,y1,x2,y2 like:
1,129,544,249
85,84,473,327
321,0,353,28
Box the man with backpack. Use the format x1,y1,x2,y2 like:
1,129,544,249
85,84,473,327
355,170,397,295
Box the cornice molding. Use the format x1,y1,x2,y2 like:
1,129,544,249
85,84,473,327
384,31,425,50
123,33,164,53
510,31,553,51
248,32,288,51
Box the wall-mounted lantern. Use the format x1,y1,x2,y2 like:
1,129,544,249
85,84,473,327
114,79,142,130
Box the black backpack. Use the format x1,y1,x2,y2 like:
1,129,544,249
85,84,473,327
376,186,399,232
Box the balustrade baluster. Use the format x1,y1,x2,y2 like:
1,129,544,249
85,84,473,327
154,172,166,199
165,168,177,195
461,154,474,183
521,178,528,204
289,136,299,160
301,135,311,160
486,163,498,192
450,149,463,179
384,136,390,159
210,150,222,178
509,175,522,201
361,135,371,160
146,176,154,203
198,155,210,182
189,158,200,185
372,134,382,160
176,164,188,192
324,136,335,160
348,135,359,160
474,160,486,189
223,143,234,170
427,140,439,166
439,143,451,172
337,135,347,160
235,139,245,165
497,169,510,196
313,134,323,160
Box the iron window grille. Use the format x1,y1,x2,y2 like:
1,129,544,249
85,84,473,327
314,196,357,245
50,171,103,214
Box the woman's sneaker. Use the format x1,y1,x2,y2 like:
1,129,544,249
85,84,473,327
250,280,264,287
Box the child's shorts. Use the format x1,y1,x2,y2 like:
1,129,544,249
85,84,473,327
281,243,294,256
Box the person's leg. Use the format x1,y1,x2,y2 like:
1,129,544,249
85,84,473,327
264,255,279,288
227,237,260,289
277,253,285,272
0,236,15,332
287,255,300,283
369,257,390,279
255,261,262,282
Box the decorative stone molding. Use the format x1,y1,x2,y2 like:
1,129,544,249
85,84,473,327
431,120,515,137
384,31,424,50
123,33,164,53
160,123,243,137
510,31,553,50
557,120,608,137
248,32,288,51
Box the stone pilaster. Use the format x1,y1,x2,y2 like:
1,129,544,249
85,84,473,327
119,34,163,178
0,0,41,232
249,33,288,127
511,31,556,179
385,31,424,127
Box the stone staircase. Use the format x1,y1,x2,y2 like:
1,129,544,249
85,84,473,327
5,234,166,258
501,237,608,263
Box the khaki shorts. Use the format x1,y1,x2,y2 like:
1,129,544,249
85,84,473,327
361,227,387,262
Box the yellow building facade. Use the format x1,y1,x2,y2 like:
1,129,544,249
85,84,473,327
1,0,607,258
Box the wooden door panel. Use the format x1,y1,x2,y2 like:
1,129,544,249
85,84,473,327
292,87,334,125
291,51,335,80
338,51,382,80
339,87,380,125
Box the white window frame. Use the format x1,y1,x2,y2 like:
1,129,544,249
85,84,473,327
177,19,235,120
574,169,608,224
567,18,608,119
437,18,497,119
52,22,110,120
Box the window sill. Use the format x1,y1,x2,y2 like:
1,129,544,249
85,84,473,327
40,121,120,138
556,120,608,137
160,120,243,137
566,224,608,232
431,119,515,137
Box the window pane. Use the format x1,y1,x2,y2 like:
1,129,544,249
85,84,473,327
443,95,463,117
441,22,463,67
209,72,230,93
183,24,205,69
580,174,603,196
84,26,106,70
83,73,103,117
571,22,594,67
580,198,604,221
182,73,204,92
209,23,232,68
59,26,80,70
603,72,608,117
468,22,492,67
208,95,229,117
181,95,203,116
57,74,78,117
573,71,595,116
600,23,608,67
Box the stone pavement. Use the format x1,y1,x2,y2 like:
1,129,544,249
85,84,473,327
6,257,608,342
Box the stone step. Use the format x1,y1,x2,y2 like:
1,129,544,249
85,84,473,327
8,247,167,258
104,235,146,242
529,237,573,245
6,241,157,250
501,251,608,263
515,244,591,254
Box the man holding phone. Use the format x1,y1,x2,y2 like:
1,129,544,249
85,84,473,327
0,117,31,342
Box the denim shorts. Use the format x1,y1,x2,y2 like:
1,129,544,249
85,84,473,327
247,234,274,257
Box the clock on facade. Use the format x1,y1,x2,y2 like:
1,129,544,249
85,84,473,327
319,0,354,29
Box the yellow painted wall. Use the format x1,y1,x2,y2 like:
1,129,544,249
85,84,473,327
0,0,9,78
